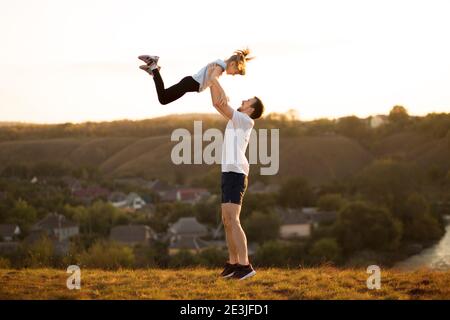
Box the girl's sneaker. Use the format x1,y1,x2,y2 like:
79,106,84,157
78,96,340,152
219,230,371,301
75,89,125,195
138,55,159,65
139,64,154,76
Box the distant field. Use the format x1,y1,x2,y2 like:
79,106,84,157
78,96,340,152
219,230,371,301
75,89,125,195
1,267,449,299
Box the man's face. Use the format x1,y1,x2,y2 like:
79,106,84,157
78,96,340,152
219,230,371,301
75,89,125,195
237,98,256,114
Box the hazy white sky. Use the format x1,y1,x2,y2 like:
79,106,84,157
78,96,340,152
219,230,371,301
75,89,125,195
1,0,449,124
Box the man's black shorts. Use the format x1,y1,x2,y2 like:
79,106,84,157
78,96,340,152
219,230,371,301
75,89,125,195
221,171,248,205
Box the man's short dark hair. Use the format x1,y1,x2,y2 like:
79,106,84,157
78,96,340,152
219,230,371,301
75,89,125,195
250,96,264,119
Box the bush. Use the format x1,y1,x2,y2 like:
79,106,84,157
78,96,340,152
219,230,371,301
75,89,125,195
253,240,309,267
0,257,11,269
309,238,342,264
23,236,55,268
79,241,135,269
198,247,228,267
168,249,201,268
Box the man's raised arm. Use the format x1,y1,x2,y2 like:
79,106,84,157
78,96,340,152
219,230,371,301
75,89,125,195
208,65,234,120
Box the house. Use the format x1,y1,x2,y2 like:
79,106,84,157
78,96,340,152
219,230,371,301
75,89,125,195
275,208,312,239
61,176,82,193
275,207,338,239
25,213,79,254
110,225,156,246
0,224,21,242
108,191,127,203
161,188,210,204
368,115,389,128
167,217,210,254
72,185,110,204
31,212,79,242
306,210,337,228
146,179,171,196
110,192,147,211
247,181,280,194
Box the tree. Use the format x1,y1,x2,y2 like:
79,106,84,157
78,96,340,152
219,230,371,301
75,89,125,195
334,201,402,254
388,105,409,126
335,116,371,142
402,193,443,242
317,193,346,211
278,177,315,208
243,211,280,244
355,159,417,215
6,199,37,234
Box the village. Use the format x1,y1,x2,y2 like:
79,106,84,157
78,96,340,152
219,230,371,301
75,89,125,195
0,175,337,261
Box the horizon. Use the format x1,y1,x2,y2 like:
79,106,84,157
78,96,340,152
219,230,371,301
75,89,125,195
1,0,450,123
0,109,442,126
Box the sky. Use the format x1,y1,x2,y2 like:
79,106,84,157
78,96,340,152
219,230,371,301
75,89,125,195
1,0,450,124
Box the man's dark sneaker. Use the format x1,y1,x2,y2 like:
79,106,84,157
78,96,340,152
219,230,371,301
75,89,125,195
220,262,237,278
232,264,256,280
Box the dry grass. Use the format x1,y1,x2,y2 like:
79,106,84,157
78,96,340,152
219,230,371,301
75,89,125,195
1,267,449,300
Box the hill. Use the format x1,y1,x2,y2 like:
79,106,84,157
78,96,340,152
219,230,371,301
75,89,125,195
1,267,449,299
0,113,448,185
0,134,373,186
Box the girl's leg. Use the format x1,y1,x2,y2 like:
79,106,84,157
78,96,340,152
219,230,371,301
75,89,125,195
152,69,199,105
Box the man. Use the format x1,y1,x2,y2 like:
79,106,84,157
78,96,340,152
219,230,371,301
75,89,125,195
208,65,265,280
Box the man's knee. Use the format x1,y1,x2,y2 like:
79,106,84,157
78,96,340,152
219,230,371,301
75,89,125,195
223,214,240,227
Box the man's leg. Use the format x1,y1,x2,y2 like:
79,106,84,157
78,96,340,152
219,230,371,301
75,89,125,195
222,205,239,264
222,203,249,265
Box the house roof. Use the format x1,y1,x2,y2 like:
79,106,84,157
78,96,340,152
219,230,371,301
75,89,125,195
147,179,171,192
108,191,127,202
32,213,78,231
169,217,208,235
73,186,109,198
0,224,20,237
275,207,338,225
110,225,154,243
161,189,178,202
308,211,337,223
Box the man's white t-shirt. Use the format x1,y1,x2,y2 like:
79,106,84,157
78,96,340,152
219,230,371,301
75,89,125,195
221,110,255,176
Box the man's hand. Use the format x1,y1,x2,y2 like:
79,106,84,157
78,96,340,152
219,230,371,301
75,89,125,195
208,66,234,120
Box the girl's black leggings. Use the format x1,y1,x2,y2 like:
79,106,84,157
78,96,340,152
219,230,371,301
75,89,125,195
152,69,200,105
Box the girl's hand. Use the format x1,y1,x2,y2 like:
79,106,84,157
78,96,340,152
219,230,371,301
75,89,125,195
207,63,223,79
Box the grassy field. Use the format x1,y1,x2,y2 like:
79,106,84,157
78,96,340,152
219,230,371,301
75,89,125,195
1,267,450,300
